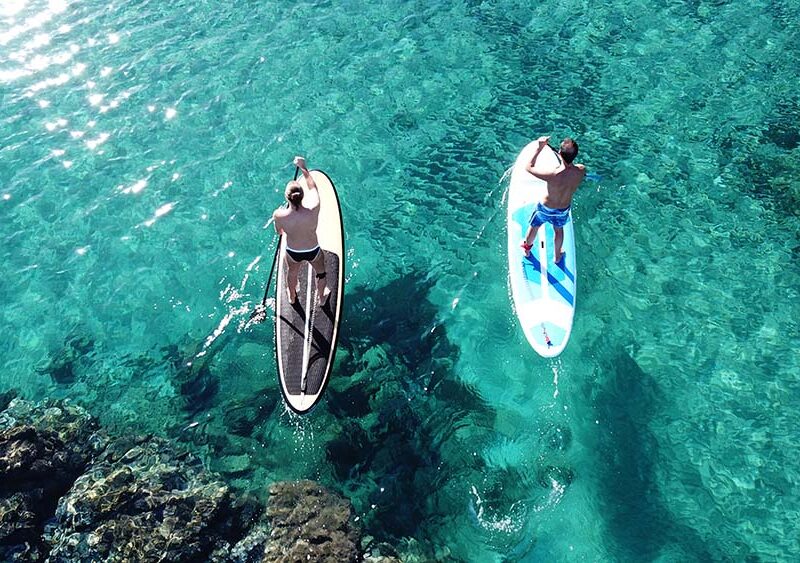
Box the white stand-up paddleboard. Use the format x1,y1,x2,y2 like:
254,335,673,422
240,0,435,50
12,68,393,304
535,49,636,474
507,141,577,357
276,170,344,414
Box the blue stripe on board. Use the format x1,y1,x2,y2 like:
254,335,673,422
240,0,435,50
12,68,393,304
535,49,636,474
543,223,575,286
523,254,542,283
556,255,575,283
548,258,566,283
547,272,574,306
512,205,535,235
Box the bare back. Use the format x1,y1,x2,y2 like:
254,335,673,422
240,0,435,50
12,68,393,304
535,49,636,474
528,146,585,209
542,164,585,209
274,190,321,250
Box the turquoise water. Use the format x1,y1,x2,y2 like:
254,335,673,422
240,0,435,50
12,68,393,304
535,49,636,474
2,0,800,560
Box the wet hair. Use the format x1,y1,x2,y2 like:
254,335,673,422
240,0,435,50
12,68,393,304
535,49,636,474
285,181,303,207
560,138,579,164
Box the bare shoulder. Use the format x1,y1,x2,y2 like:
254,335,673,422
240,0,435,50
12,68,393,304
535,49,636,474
273,207,290,218
576,163,586,172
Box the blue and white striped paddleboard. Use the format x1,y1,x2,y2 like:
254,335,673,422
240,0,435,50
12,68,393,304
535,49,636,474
507,141,577,357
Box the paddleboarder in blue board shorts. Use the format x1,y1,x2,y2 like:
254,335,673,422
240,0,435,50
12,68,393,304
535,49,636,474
520,136,586,263
273,156,331,306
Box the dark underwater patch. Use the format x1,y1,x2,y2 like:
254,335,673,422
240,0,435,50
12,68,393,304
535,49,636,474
161,341,221,416
37,334,95,385
588,347,715,560
222,389,279,437
327,270,498,545
0,389,18,411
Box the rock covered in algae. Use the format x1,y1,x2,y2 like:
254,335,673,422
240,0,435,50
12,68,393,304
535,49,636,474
264,480,361,563
0,398,102,561
0,398,396,563
46,436,263,562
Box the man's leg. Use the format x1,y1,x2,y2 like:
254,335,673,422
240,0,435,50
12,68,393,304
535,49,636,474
285,255,300,303
521,209,543,256
310,250,331,305
554,227,564,263
521,225,540,256
523,225,540,246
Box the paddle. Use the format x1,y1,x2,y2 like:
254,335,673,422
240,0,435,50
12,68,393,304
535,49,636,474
249,166,300,324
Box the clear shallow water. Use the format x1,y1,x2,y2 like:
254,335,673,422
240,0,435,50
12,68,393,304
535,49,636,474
2,0,799,560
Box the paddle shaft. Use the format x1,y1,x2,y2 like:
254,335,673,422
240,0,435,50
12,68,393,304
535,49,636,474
256,166,300,311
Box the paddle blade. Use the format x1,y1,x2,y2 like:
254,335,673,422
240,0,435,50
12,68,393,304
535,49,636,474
248,304,267,324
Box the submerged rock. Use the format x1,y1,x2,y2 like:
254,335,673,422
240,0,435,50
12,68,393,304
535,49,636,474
222,390,278,437
0,398,388,563
0,399,102,561
36,335,95,385
264,480,361,563
0,389,18,412
46,436,262,562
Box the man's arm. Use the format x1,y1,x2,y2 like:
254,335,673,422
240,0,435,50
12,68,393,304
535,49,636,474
526,136,558,180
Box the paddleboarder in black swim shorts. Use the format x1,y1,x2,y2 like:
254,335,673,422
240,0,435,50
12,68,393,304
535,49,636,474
273,156,331,305
520,136,586,263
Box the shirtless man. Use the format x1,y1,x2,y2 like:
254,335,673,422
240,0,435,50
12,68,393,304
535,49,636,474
520,136,585,263
273,156,331,305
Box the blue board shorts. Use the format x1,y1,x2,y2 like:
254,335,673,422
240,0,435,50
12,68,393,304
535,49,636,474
530,203,571,229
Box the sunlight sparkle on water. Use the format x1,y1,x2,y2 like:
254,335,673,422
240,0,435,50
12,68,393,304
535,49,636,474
45,117,67,131
122,179,147,195
0,1,28,17
85,132,109,150
28,72,70,93
142,202,176,227
0,0,67,46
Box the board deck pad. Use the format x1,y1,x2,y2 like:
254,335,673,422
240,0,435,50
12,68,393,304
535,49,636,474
277,251,340,395
276,170,344,413
507,141,577,357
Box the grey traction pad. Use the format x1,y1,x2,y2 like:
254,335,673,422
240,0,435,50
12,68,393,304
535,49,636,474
277,251,340,395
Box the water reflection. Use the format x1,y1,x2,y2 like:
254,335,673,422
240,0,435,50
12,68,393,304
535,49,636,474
0,0,67,49
142,202,175,227
122,179,147,195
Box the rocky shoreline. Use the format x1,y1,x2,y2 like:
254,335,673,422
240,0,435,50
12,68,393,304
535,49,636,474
0,394,400,562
